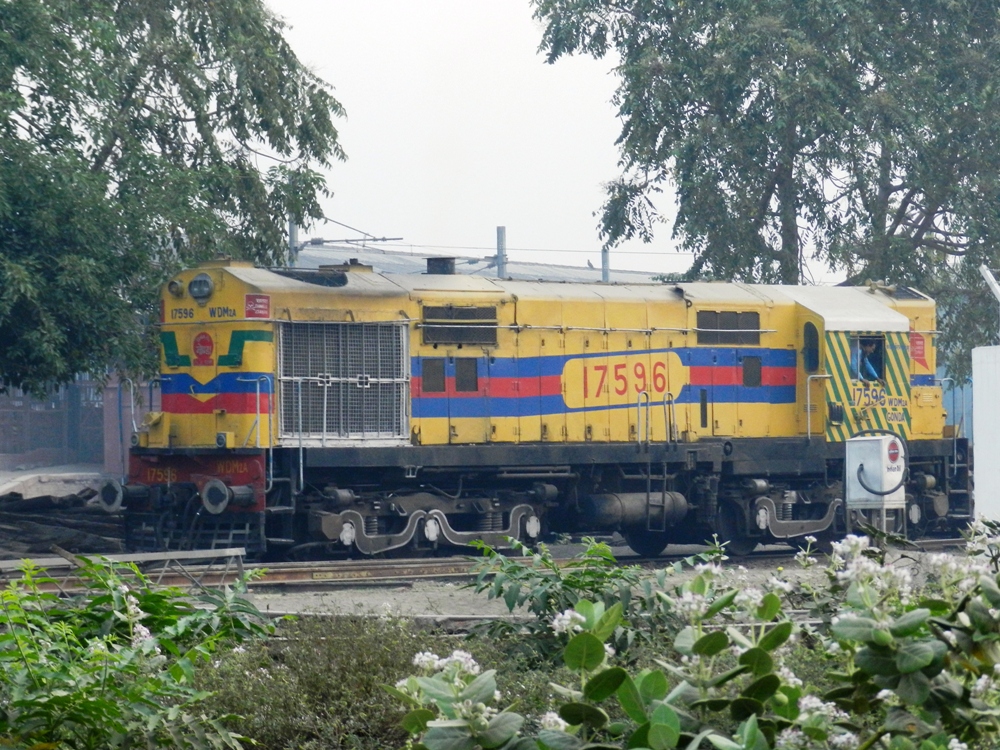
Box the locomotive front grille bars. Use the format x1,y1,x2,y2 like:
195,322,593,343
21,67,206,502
277,322,409,443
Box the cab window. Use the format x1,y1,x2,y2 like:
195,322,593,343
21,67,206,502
803,323,820,373
850,336,884,382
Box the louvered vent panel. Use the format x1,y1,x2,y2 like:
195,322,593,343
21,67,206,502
278,322,408,440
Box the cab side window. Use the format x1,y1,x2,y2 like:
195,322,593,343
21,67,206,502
803,323,820,373
850,336,884,382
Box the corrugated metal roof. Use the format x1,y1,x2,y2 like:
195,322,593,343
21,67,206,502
294,245,665,284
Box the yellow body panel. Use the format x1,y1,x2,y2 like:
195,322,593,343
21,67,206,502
145,262,948,452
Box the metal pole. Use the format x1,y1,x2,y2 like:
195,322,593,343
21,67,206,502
288,219,299,266
601,246,610,283
496,226,507,279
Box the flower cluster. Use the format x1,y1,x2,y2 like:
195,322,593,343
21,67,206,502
926,552,989,599
830,535,914,610
411,649,481,677
550,609,586,635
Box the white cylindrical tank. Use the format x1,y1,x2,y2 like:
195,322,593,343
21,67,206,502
973,347,1000,519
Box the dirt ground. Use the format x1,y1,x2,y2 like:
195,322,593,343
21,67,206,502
243,541,836,620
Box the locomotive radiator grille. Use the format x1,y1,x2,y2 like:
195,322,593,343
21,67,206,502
278,322,409,442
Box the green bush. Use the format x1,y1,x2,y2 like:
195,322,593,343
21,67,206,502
392,528,1000,750
198,614,447,749
0,558,272,749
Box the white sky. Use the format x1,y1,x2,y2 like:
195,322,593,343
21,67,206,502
266,1,693,276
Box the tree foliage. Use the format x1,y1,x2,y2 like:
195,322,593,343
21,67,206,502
532,0,1000,377
0,0,343,393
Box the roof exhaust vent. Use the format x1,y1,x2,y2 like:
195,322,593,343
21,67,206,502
426,257,456,275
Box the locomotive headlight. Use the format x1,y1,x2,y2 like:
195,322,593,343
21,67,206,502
188,273,214,301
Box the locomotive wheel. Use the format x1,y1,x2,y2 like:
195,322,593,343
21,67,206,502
717,502,757,557
624,528,671,558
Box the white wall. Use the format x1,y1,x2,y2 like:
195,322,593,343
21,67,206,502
973,347,1000,519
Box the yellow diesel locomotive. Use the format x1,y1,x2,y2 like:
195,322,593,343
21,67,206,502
100,258,971,557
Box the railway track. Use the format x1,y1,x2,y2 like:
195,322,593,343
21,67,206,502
0,538,965,593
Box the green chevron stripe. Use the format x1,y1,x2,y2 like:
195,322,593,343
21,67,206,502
826,331,854,442
160,332,191,367
218,330,274,366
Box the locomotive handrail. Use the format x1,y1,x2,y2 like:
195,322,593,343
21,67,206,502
116,378,139,484
662,392,678,443
934,377,962,474
806,374,833,442
636,391,651,450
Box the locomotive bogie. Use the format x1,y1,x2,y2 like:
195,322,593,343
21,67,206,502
107,261,971,558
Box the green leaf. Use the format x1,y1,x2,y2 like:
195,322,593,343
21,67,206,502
504,584,522,611
616,676,648,723
979,576,1000,608
692,631,729,657
638,670,669,703
564,633,606,672
417,676,461,703
650,702,680,733
402,708,436,734
889,609,930,637
707,665,751,688
758,621,793,652
738,647,773,676
423,723,477,750
478,712,525,749
895,642,935,674
627,722,650,749
706,735,743,750
560,703,608,730
704,590,738,619
729,697,764,721
459,670,498,703
895,672,931,705
537,729,583,750
592,602,623,642
585,667,628,702
648,721,680,750
690,698,731,712
831,617,878,643
674,626,696,656
755,593,781,622
855,647,900,677
741,674,780,703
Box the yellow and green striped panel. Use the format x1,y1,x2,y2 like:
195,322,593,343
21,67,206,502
824,331,911,442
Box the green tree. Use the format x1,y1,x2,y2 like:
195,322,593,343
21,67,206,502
0,0,343,394
532,0,1000,375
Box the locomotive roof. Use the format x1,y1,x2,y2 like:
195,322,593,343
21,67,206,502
676,282,914,332
217,264,920,332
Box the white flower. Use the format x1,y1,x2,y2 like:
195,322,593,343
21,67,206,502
805,536,817,544
604,643,615,659
876,689,894,700
777,666,802,688
829,731,859,749
948,740,969,750
768,576,793,593
440,650,481,675
540,711,568,731
972,674,995,698
551,609,586,635
775,728,808,750
412,651,441,670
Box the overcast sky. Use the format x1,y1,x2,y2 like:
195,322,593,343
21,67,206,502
266,1,692,276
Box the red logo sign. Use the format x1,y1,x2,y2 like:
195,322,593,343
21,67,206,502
887,440,900,463
192,332,214,366
245,294,270,319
